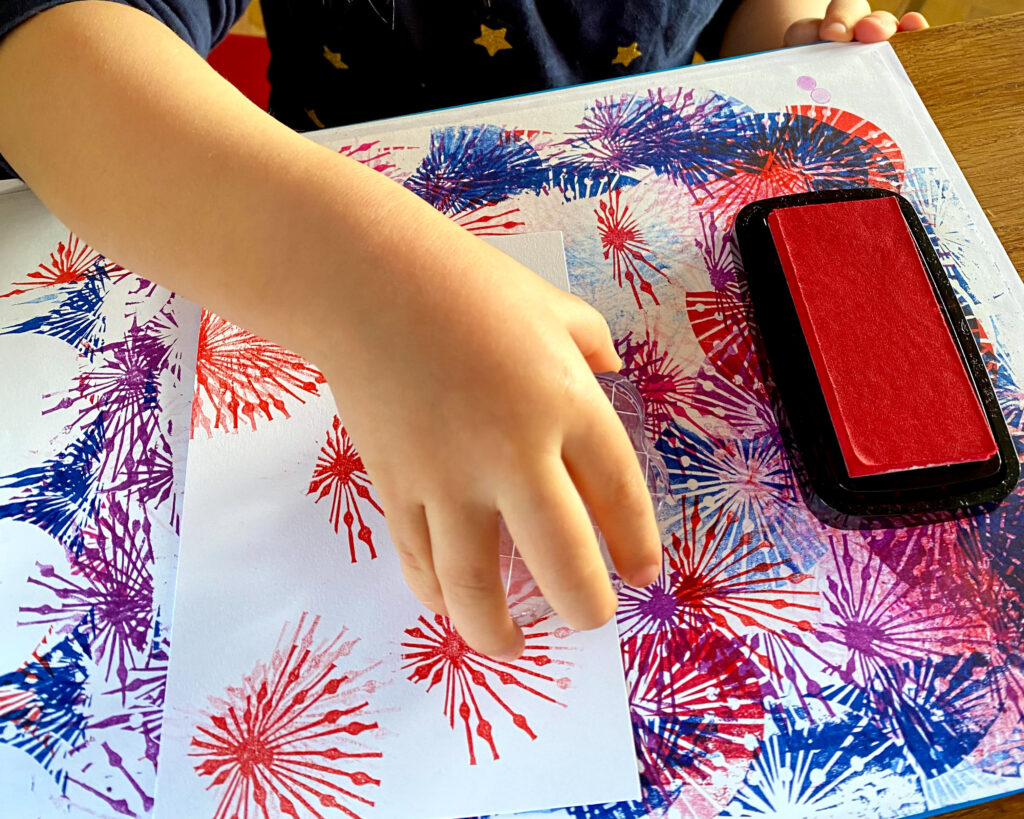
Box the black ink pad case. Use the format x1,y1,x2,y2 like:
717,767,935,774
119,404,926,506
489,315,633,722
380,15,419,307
733,187,1018,527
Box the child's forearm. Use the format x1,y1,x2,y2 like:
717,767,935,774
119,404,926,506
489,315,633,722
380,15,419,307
0,1,465,369
0,1,664,657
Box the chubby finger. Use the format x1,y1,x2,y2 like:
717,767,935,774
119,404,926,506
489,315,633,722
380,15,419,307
898,12,929,32
557,293,621,373
501,461,618,631
852,11,899,42
563,398,661,587
429,503,524,658
387,501,448,616
819,0,872,41
784,18,823,47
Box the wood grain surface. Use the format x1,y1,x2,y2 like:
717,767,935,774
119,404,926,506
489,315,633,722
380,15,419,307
891,12,1024,279
862,14,1024,818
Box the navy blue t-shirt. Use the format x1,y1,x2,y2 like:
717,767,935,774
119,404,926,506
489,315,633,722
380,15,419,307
0,0,738,175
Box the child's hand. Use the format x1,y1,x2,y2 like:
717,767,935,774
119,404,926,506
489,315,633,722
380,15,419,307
785,1,929,47
312,200,664,659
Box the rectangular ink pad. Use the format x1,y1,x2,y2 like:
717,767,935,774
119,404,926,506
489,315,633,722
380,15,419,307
766,196,996,478
734,187,1017,525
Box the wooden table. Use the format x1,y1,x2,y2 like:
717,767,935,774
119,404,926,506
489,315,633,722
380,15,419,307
887,12,1024,819
892,12,1024,280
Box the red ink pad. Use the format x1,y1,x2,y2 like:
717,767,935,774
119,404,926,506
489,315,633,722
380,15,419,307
734,187,1017,525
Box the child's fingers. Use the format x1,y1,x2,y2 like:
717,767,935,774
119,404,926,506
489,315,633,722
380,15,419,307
430,503,524,658
562,405,662,589
819,0,872,41
387,501,448,616
898,12,929,32
502,463,618,631
784,18,824,47
852,11,899,43
559,294,621,373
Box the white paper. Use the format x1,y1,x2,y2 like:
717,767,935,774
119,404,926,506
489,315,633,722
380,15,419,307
156,233,640,819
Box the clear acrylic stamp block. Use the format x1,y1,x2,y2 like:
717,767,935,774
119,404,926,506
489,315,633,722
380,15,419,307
498,372,670,625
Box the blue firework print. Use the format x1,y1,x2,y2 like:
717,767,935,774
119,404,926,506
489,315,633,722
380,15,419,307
0,421,106,555
869,654,1000,780
559,89,753,186
902,168,982,306
723,704,916,817
1,275,108,357
0,625,91,782
694,112,903,221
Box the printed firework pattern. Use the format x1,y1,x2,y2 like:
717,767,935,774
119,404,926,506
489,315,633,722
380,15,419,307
190,614,383,819
5,49,1024,819
355,76,1022,819
401,613,573,765
307,415,383,562
0,227,197,814
191,309,327,437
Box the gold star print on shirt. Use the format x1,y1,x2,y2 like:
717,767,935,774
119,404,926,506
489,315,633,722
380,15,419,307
474,24,512,57
612,41,642,67
323,45,349,69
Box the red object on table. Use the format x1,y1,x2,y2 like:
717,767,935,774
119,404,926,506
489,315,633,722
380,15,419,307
766,195,997,478
206,33,271,111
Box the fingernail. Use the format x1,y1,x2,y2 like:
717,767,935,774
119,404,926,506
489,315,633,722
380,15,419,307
821,21,847,39
627,562,662,588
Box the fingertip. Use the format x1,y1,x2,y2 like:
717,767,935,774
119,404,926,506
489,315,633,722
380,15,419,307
457,614,524,659
853,12,898,43
819,20,850,42
898,12,929,32
495,628,526,661
623,559,662,589
563,585,617,631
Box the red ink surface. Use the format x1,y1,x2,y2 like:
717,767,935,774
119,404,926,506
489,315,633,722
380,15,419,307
308,416,383,562
190,614,382,819
401,613,572,765
767,196,997,477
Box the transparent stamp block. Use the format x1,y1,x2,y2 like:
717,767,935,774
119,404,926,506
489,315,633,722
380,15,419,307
498,371,670,625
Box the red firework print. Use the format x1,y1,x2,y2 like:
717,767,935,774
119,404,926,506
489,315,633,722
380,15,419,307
337,140,413,179
191,310,327,437
190,614,383,819
1,232,126,299
616,329,713,440
307,415,383,562
685,282,759,387
623,627,765,814
401,613,573,765
784,106,906,187
452,203,526,235
596,189,670,309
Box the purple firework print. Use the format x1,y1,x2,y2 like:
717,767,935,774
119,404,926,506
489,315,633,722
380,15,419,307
1,227,189,816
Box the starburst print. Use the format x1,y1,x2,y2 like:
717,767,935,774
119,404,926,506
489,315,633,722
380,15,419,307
596,189,670,308
191,614,383,819
0,232,125,299
401,613,573,765
191,310,327,436
308,415,383,562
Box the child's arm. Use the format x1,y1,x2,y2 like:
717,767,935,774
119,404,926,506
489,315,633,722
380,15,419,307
721,0,928,57
0,1,663,658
